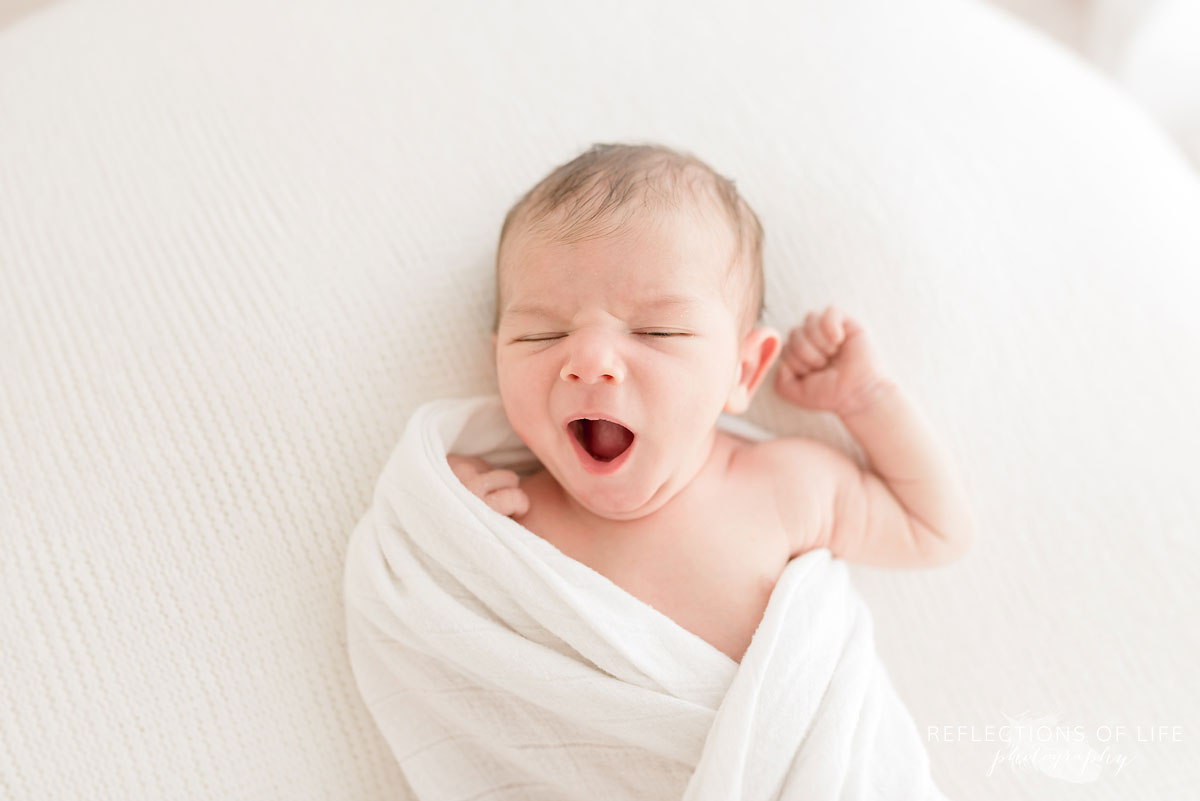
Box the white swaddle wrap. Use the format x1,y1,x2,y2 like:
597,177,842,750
343,395,949,800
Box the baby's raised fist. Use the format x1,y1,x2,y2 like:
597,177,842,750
774,306,892,416
446,453,530,519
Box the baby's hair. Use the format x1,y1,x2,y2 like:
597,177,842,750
493,142,765,336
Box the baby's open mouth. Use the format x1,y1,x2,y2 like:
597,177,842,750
569,419,635,462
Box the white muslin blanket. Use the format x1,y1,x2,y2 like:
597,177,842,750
343,395,949,800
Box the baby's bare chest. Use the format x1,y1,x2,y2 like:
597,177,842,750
518,462,792,663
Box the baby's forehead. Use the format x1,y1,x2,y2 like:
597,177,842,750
498,231,746,332
503,211,736,284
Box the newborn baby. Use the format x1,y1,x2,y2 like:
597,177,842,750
448,143,975,663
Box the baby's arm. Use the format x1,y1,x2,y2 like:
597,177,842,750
446,454,530,518
770,307,975,568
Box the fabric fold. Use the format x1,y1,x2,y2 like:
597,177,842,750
344,395,948,800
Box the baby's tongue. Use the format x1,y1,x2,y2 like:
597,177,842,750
585,420,634,461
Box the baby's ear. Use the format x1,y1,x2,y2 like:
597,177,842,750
724,327,782,415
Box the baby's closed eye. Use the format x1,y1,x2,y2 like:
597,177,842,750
516,331,689,342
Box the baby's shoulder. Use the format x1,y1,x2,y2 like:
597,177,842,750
718,432,824,504
739,433,864,552
726,432,847,477
721,431,826,479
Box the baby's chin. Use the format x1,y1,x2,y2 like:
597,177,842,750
572,492,658,521
553,467,675,521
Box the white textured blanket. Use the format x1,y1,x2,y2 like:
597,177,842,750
343,395,949,800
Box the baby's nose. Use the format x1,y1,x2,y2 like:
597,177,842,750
560,336,625,385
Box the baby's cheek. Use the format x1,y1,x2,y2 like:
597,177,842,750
497,383,540,445
495,357,524,394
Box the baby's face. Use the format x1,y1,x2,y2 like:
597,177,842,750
494,208,770,521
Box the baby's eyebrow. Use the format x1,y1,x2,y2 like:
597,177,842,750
503,294,701,319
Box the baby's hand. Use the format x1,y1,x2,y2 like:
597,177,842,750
446,453,530,518
774,306,892,416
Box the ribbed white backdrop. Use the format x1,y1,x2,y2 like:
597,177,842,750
2,0,1199,799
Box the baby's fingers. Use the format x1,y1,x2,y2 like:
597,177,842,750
785,327,828,371
462,467,521,500
484,487,530,518
447,453,492,480
447,454,528,517
805,308,845,355
779,343,811,378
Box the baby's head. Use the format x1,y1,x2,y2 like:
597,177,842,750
492,143,782,520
